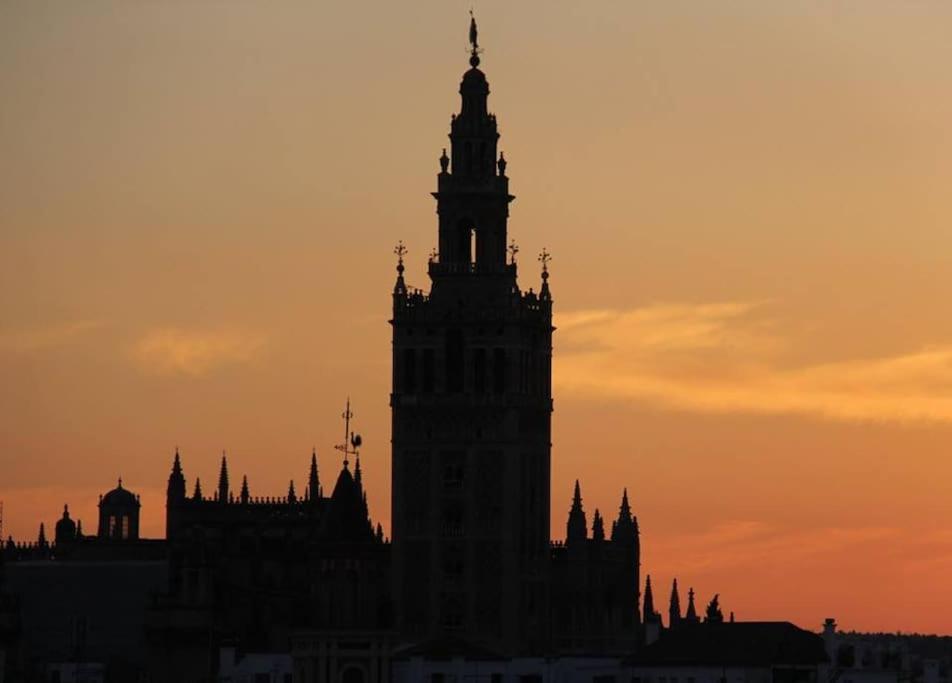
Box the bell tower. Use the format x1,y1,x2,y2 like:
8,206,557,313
390,16,554,654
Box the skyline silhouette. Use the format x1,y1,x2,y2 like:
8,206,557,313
3,2,952,635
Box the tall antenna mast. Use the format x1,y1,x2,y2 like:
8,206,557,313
0,500,4,540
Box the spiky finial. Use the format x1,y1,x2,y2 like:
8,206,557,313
566,480,587,546
592,508,605,541
308,449,320,502
669,578,682,628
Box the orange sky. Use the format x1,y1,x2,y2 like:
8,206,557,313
3,1,952,634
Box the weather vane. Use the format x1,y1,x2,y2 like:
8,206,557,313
508,239,519,265
334,397,362,469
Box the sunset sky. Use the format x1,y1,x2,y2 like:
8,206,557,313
3,1,952,634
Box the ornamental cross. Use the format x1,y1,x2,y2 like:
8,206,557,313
394,240,407,264
538,248,551,273
508,240,520,265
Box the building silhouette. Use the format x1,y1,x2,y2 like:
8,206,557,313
0,17,846,683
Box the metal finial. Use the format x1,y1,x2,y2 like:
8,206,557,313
468,10,481,66
394,240,407,274
538,248,551,278
508,239,520,265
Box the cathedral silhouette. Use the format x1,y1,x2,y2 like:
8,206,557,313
0,17,832,683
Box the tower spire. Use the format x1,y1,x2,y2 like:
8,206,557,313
240,475,249,504
566,480,588,546
685,587,699,623
592,508,605,541
669,578,682,628
218,453,229,503
393,241,408,296
643,575,658,624
611,487,638,544
167,448,186,502
308,448,320,501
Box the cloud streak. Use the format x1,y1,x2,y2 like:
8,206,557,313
555,303,952,423
133,327,266,376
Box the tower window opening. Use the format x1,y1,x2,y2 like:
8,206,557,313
403,349,417,394
446,329,464,393
422,349,435,393
493,348,506,394
109,515,118,537
121,515,130,539
473,348,486,394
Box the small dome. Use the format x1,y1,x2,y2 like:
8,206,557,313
101,479,139,507
55,505,76,538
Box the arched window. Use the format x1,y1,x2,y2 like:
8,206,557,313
403,349,416,394
446,329,464,393
493,348,506,394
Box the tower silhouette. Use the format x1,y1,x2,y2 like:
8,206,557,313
390,18,553,654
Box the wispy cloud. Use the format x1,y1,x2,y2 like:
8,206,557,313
555,303,952,423
0,320,102,353
649,520,899,575
133,327,266,376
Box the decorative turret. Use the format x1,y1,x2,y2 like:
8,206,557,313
566,480,587,547
592,509,605,541
55,504,76,545
99,478,141,540
685,587,699,624
166,449,187,539
308,449,320,501
539,248,552,302
288,480,297,503
393,241,408,298
643,575,658,624
37,523,47,548
193,478,203,501
217,454,229,503
240,476,250,504
611,488,638,544
669,578,682,628
167,448,186,502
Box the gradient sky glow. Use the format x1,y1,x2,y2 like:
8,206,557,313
3,1,952,634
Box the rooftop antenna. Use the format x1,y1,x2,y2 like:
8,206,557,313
334,398,362,469
0,500,4,540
